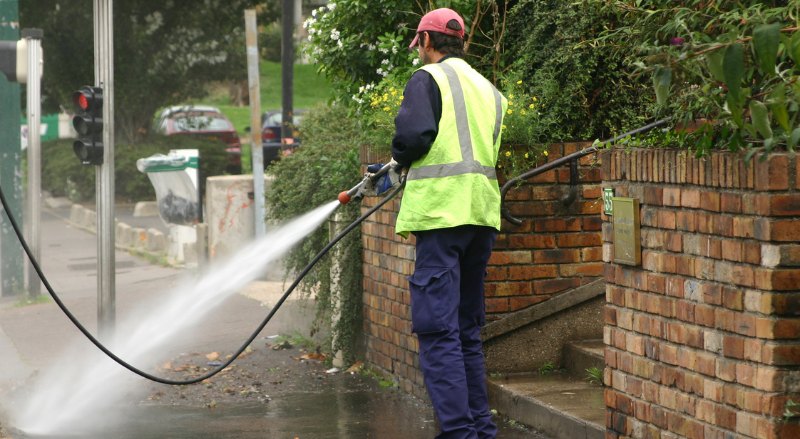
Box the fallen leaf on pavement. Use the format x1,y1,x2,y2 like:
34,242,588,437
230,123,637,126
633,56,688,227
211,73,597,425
346,361,364,373
206,352,220,361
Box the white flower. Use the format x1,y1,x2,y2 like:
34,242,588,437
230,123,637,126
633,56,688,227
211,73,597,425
392,46,398,54
330,29,340,41
412,58,420,66
328,2,336,11
381,59,390,65
367,44,376,50
337,40,343,48
312,8,318,17
376,68,384,75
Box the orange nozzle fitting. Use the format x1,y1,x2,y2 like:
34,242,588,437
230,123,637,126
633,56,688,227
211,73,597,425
338,191,351,205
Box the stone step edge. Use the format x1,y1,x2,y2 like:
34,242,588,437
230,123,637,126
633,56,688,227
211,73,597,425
563,339,605,377
482,279,605,342
487,378,604,439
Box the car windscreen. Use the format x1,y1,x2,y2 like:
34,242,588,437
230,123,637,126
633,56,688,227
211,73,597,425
173,114,232,132
262,113,304,128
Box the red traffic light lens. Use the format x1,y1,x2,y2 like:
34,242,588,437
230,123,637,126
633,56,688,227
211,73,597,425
74,93,89,111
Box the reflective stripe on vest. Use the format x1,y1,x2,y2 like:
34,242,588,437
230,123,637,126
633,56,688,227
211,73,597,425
406,62,504,182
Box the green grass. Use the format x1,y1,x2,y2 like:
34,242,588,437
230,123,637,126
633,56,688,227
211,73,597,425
197,60,332,173
538,361,557,375
204,60,332,135
585,366,604,385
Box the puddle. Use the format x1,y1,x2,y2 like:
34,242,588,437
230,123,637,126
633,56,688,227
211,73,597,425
10,389,436,438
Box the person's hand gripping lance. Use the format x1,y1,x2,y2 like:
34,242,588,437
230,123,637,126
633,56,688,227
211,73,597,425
338,159,405,204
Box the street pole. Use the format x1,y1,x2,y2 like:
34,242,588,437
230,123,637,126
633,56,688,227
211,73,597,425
94,0,115,339
281,0,294,142
245,9,265,238
23,28,43,298
0,0,24,296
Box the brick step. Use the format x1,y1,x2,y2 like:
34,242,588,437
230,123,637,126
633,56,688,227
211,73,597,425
562,339,604,378
488,373,604,439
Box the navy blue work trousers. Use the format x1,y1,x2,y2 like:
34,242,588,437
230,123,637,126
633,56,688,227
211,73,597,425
409,225,498,439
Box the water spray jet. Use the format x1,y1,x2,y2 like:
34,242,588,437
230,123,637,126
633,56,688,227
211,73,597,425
0,171,405,388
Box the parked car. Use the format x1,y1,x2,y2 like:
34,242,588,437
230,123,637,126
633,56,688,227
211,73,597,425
154,105,242,174
261,109,305,166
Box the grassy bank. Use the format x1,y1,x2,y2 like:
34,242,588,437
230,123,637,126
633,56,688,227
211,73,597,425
205,60,332,135
200,60,332,173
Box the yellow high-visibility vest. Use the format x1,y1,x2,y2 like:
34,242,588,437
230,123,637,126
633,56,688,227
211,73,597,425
396,57,507,237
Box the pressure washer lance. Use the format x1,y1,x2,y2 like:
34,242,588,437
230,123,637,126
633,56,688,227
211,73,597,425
338,159,401,205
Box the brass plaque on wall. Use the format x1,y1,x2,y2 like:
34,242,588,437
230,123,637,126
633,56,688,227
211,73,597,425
612,197,641,266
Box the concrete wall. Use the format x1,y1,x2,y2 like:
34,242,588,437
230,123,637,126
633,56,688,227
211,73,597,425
603,148,800,439
206,175,273,261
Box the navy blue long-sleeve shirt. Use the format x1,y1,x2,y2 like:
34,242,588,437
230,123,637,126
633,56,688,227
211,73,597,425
391,57,455,169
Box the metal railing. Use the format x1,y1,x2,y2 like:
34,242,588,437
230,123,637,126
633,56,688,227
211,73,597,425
500,118,672,225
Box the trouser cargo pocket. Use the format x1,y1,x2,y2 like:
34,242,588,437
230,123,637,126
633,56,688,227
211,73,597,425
408,267,454,335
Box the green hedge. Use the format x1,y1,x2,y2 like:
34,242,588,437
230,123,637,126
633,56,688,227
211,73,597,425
266,103,364,363
42,135,231,203
504,0,652,142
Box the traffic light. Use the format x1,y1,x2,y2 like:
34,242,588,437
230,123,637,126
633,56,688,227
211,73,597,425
72,86,104,165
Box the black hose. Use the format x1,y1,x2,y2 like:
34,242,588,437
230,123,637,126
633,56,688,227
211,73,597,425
0,180,404,385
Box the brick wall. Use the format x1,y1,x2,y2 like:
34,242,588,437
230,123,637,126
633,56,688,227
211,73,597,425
490,142,604,314
603,148,800,439
360,142,604,396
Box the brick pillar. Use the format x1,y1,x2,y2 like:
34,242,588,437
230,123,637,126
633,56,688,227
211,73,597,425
603,148,800,439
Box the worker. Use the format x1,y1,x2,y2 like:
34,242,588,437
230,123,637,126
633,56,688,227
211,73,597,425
389,7,508,439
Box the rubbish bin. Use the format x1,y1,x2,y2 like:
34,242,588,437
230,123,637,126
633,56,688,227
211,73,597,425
137,149,201,265
136,149,200,226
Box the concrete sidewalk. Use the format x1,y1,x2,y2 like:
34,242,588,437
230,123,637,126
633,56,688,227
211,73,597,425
0,207,315,426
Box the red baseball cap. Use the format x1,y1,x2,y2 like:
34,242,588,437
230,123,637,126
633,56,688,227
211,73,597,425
408,8,466,49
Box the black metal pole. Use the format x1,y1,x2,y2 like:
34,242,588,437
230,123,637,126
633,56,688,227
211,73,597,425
281,0,294,142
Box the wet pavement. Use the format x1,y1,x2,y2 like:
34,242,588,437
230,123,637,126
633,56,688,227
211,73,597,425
0,203,549,438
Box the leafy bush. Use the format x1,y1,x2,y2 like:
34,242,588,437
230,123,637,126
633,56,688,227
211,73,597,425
259,21,282,62
303,1,511,105
503,0,652,144
600,1,800,156
41,135,230,203
266,104,364,362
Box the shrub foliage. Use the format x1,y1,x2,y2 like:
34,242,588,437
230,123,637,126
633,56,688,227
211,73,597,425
41,135,230,203
266,104,364,362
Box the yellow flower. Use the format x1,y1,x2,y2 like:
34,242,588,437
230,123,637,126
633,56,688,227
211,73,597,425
383,106,391,112
524,153,529,159
507,109,513,115
516,80,522,85
501,124,507,130
521,109,527,116
532,96,538,102
504,151,511,157
529,103,535,109
509,94,515,100
543,150,549,156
